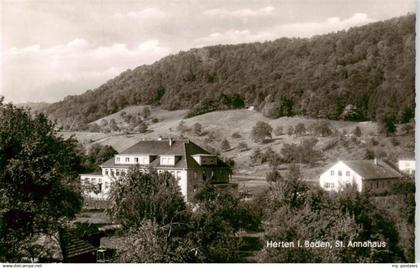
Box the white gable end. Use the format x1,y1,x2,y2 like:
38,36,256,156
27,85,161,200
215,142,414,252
319,161,363,192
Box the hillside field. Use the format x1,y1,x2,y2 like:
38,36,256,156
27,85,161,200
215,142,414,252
61,106,414,194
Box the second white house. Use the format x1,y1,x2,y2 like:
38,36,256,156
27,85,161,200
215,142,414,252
319,159,402,192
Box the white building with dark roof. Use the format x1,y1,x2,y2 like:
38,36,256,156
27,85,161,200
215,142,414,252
319,159,403,192
398,159,415,175
80,138,232,201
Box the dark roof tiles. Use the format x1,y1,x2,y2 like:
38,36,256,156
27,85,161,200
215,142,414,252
120,140,185,155
100,139,230,170
342,160,402,180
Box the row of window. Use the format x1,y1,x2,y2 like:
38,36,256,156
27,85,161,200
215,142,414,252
157,169,182,178
102,168,180,178
160,156,175,165
330,170,351,176
324,182,335,188
115,155,176,166
82,177,102,184
104,169,127,176
324,182,354,189
82,178,110,190
116,156,149,164
366,180,392,190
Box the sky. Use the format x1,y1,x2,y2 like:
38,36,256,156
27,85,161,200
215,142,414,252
0,0,416,103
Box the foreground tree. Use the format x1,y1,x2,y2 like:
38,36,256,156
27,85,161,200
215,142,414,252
108,167,189,227
117,220,197,263
191,183,262,262
109,168,196,262
110,168,261,263
0,100,83,261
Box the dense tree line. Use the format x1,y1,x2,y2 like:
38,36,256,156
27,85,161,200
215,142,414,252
44,15,415,129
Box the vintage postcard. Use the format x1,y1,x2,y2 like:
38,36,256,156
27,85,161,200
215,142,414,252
0,0,416,265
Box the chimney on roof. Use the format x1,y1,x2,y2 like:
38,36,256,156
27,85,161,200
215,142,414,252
169,137,173,147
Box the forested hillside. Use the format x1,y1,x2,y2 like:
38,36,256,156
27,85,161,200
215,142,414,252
44,14,415,130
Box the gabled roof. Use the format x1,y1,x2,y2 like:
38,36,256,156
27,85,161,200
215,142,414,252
100,139,230,170
119,139,185,155
342,160,402,180
398,151,415,160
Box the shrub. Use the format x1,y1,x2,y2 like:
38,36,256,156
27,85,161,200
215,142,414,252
231,132,242,138
193,123,203,136
251,121,273,143
100,119,108,127
237,142,248,151
375,149,387,158
221,139,231,151
176,120,189,134
312,121,332,137
142,107,151,119
401,123,414,135
287,126,294,135
364,149,375,159
224,157,235,169
378,116,397,136
353,126,362,137
205,131,218,143
109,118,119,132
274,126,283,136
88,123,101,132
391,136,400,146
266,169,282,183
250,149,265,165
265,148,282,168
137,122,148,133
262,102,282,119
294,123,306,136
281,138,322,166
370,138,379,146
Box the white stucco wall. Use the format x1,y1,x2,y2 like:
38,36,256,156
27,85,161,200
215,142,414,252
115,154,150,165
398,160,415,174
101,167,128,177
177,170,188,199
81,173,112,199
319,161,363,192
82,162,193,202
